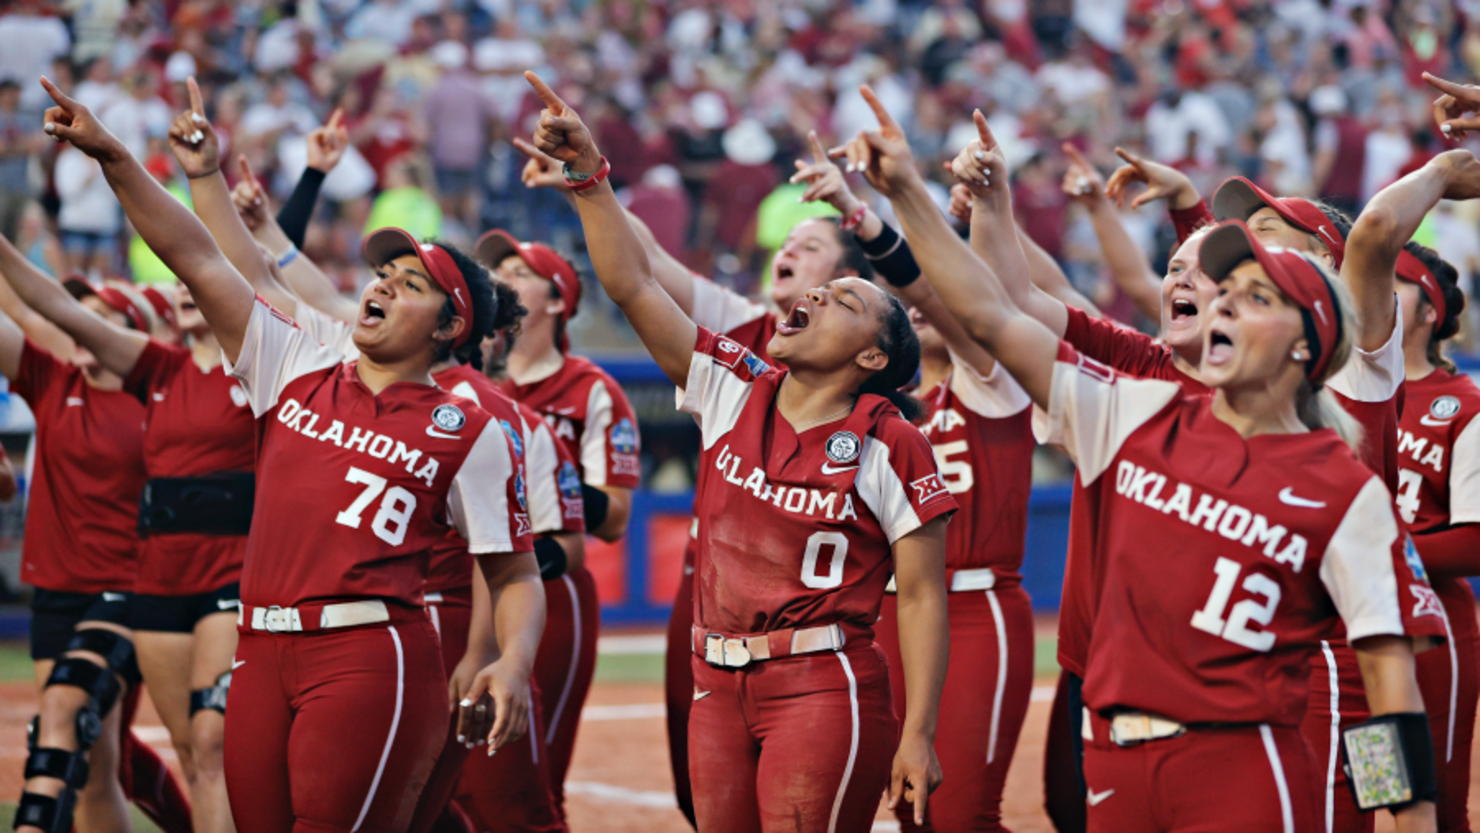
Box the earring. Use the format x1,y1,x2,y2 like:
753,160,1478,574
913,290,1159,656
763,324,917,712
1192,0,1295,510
1291,351,1305,361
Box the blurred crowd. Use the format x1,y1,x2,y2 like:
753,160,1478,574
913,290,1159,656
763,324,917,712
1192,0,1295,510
0,0,1478,355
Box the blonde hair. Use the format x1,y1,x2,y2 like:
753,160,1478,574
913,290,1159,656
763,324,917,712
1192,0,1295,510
1288,254,1364,454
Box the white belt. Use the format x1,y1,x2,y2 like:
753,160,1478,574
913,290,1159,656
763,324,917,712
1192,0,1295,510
241,600,390,633
424,592,444,604
1108,712,1187,746
696,623,845,668
885,567,996,594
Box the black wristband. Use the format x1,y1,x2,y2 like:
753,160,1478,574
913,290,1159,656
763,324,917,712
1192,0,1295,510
856,222,920,287
276,167,327,251
580,483,609,533
1341,711,1437,809
533,536,567,581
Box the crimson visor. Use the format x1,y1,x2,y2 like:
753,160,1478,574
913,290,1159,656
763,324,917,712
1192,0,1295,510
63,276,147,332
1396,249,1447,330
362,228,473,348
1200,220,1343,382
476,230,582,319
1212,177,1347,269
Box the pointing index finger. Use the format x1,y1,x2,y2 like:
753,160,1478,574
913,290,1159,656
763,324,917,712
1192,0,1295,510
1062,142,1092,171
808,130,827,165
859,85,899,133
524,71,566,116
187,77,204,119
326,107,344,133
1424,72,1474,101
39,76,74,111
973,110,996,150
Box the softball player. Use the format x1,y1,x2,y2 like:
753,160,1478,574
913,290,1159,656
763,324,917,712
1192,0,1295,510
476,227,640,814
524,71,954,832
1392,244,1480,832
41,77,547,832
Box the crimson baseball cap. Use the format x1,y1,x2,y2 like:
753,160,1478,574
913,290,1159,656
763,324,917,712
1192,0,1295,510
64,276,148,332
1396,249,1449,331
362,228,474,348
1212,177,1347,269
137,284,179,332
1200,220,1344,382
476,230,581,319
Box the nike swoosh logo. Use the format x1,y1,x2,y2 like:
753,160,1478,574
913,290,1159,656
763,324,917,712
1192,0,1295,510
1278,487,1326,509
427,427,461,440
693,690,711,701
820,463,859,475
102,592,126,602
1420,414,1454,427
231,660,245,670
1087,788,1115,806
218,598,241,610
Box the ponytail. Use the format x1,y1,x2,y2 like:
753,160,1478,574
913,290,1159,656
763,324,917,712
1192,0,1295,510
859,292,925,422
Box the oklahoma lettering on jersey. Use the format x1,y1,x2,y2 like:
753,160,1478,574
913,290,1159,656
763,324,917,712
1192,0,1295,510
1046,342,1441,725
14,341,145,593
124,338,256,595
681,327,956,636
225,299,531,609
919,352,1033,578
497,354,640,489
1394,369,1480,533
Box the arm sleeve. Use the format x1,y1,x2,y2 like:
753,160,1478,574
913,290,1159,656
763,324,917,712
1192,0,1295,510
276,167,327,251
580,377,641,489
1411,524,1480,581
1326,303,1403,404
1170,201,1215,245
221,297,345,416
447,421,533,554
521,411,565,535
689,277,770,334
854,424,958,543
946,347,1031,418
1449,417,1480,524
856,221,921,287
1319,477,1409,642
1043,341,1183,484
676,326,763,450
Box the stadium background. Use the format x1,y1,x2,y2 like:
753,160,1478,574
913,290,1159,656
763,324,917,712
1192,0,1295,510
0,0,1474,829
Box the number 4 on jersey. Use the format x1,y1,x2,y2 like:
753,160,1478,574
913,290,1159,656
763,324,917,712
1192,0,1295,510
335,466,417,546
1190,557,1281,652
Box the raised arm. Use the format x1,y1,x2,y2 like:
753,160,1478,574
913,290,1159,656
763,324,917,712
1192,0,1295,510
0,304,29,382
1344,149,1480,351
0,253,73,360
0,231,146,377
523,72,695,386
41,77,254,361
839,88,1058,407
1062,144,1160,321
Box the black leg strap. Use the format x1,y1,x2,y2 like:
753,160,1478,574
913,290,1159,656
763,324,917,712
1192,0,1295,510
13,790,74,833
46,657,122,717
63,629,133,673
23,748,88,789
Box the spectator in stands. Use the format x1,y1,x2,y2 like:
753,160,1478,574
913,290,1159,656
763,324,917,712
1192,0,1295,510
0,80,40,241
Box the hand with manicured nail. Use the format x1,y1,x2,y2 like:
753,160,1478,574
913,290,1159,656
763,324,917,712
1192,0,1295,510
39,76,127,163
1424,72,1480,143
790,130,862,215
166,77,221,179
456,656,531,752
946,110,1007,201
947,183,973,224
511,136,572,193
1060,142,1108,205
306,108,349,173
524,71,602,175
826,85,920,198
1102,146,1201,210
230,155,272,231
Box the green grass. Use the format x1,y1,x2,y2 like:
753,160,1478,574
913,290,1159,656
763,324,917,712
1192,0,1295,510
0,641,32,682
0,803,161,830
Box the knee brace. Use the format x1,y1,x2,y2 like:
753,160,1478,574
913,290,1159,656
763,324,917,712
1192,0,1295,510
13,788,77,833
15,717,87,833
190,669,233,716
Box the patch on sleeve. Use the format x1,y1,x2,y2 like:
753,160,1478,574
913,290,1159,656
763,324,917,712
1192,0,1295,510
499,419,523,460
743,354,770,377
1075,352,1116,384
1403,535,1431,586
712,337,745,369
1410,585,1444,619
558,461,585,519
910,473,949,506
610,417,641,477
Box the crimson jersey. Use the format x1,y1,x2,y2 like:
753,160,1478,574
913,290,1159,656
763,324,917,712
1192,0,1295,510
1394,369,1480,533
1053,306,1209,676
428,364,585,594
497,355,640,490
918,353,1034,578
1046,343,1442,725
690,277,779,364
682,327,957,636
124,339,256,595
13,341,145,593
225,299,532,609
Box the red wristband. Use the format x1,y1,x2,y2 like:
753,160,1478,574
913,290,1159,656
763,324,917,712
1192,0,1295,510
566,156,612,193
839,203,868,232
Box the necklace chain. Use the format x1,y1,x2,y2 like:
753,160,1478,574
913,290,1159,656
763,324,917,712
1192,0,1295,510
791,405,852,432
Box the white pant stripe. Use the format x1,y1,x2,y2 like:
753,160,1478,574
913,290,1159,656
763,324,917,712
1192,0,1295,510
826,653,861,833
1440,600,1458,762
985,590,1007,765
1260,724,1295,833
352,625,404,832
529,684,540,765
1320,640,1339,833
546,575,582,746
428,604,442,639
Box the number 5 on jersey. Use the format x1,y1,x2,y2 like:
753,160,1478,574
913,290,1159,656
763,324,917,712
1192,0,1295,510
335,467,417,546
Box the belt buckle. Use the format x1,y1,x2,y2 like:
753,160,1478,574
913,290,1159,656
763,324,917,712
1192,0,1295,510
1110,714,1151,747
722,638,751,668
263,605,287,634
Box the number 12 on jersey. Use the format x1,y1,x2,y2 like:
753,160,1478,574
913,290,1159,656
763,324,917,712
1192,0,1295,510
1190,557,1280,652
335,467,417,546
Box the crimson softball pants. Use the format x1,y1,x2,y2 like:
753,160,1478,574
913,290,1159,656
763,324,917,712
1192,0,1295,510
1416,577,1478,833
532,566,599,812
406,598,471,833
664,543,697,828
1083,722,1316,832
688,644,898,833
1301,640,1375,833
223,620,446,833
875,585,1034,833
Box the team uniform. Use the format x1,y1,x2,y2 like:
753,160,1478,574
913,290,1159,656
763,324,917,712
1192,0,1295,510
496,351,641,810
1397,369,1480,832
1043,342,1442,832
681,327,957,833
219,298,531,832
124,338,256,631
873,353,1035,832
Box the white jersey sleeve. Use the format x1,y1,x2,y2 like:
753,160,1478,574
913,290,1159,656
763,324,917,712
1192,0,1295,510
947,348,1031,418
690,276,769,334
294,304,360,358
677,328,760,450
224,298,344,417
447,422,521,554
854,436,930,543
1044,343,1181,485
1319,477,1406,642
1326,303,1403,403
580,380,615,487
522,412,564,534
1451,418,1480,524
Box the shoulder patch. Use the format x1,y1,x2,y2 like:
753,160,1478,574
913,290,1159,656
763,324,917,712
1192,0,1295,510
1403,534,1431,586
712,336,745,369
1431,395,1462,421
610,418,638,453
558,461,583,499
743,354,770,377
499,419,523,459
431,403,466,432
910,473,949,505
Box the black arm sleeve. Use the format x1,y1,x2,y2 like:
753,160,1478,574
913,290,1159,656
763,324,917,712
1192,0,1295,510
580,483,610,533
533,536,568,581
276,167,327,250
857,221,921,287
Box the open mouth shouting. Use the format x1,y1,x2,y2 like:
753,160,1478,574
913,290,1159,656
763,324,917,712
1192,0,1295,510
776,298,811,336
360,299,387,327
775,262,796,284
1205,326,1234,365
1169,297,1198,324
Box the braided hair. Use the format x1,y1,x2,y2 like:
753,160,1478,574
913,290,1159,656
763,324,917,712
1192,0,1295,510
857,291,924,422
